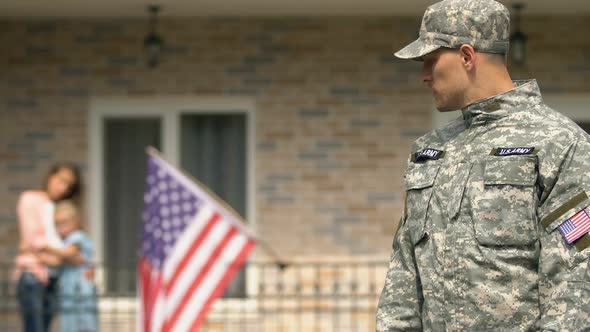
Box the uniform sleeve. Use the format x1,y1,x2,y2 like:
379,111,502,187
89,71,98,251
537,139,590,331
376,217,423,332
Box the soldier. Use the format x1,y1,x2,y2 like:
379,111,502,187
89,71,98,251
376,0,590,331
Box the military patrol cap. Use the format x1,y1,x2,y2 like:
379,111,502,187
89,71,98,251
395,0,511,60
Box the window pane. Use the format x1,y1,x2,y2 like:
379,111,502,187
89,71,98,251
180,113,247,297
104,118,161,295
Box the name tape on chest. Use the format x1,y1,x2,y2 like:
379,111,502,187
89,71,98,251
412,148,444,163
491,147,535,156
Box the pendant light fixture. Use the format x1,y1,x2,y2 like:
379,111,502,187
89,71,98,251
144,5,163,68
509,3,528,65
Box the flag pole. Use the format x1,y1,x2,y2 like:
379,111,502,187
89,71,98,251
145,146,287,268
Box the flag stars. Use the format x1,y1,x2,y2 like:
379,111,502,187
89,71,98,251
158,181,168,191
142,160,203,268
153,228,162,239
181,190,191,200
144,193,152,204
161,207,170,217
150,187,159,196
171,217,181,227
163,232,172,243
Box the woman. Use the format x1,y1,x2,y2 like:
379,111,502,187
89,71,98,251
14,162,82,332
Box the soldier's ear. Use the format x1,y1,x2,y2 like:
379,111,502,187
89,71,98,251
459,44,476,69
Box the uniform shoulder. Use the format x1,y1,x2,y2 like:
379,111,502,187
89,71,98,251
525,103,589,142
412,116,464,150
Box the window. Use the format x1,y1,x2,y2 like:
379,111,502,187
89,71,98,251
180,113,248,297
89,97,255,297
103,118,161,294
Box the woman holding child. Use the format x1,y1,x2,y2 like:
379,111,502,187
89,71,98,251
14,162,95,332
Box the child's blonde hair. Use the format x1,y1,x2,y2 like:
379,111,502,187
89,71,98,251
55,200,79,218
54,200,84,231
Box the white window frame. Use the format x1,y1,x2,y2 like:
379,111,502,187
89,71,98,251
88,96,258,298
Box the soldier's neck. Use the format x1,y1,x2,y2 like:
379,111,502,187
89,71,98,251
464,65,515,107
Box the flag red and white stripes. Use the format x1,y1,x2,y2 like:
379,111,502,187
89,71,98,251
139,151,255,332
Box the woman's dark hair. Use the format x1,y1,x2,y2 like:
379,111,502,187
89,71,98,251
43,162,83,203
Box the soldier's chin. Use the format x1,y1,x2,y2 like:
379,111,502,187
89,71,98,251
437,107,456,112
434,101,454,112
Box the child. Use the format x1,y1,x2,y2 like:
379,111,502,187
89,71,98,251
37,200,98,332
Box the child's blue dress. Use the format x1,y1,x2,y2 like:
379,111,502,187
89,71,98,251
59,230,98,332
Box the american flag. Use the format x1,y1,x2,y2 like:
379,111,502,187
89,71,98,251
558,208,590,244
138,150,256,332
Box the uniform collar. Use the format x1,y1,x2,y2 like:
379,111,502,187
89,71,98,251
461,79,543,125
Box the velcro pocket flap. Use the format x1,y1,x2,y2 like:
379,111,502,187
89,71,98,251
405,162,440,190
542,191,590,233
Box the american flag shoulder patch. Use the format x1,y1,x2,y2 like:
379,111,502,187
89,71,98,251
557,207,590,244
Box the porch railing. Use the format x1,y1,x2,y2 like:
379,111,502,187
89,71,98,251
1,260,388,331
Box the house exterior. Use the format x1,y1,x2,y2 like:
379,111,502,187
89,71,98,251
1,7,589,331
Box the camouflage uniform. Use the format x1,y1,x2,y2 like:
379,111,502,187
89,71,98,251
377,79,590,331
377,0,590,331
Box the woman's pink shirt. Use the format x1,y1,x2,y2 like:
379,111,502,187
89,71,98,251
14,191,51,284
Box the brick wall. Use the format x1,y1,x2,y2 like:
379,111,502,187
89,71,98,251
1,16,589,262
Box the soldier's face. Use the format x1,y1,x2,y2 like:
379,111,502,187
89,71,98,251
421,48,469,112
